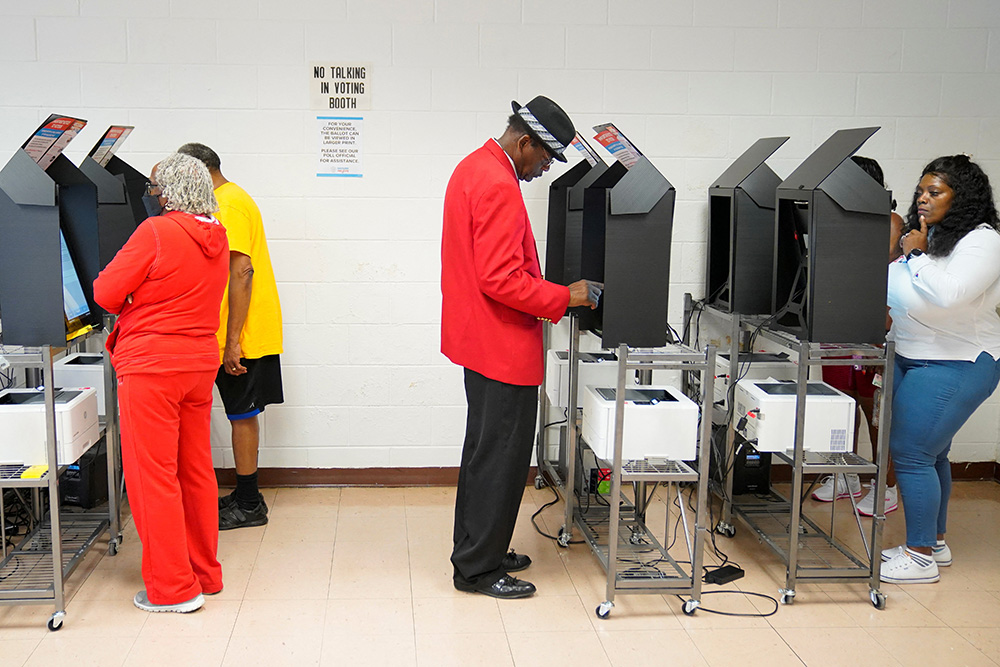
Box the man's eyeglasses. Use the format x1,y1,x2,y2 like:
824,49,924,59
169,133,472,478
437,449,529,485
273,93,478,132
145,181,162,196
534,142,554,168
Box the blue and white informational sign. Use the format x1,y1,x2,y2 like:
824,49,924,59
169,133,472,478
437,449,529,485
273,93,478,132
316,116,363,178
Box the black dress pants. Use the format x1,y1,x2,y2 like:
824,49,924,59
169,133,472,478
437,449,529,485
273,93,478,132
452,368,538,588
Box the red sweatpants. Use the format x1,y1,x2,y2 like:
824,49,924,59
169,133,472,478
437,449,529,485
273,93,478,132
118,370,223,604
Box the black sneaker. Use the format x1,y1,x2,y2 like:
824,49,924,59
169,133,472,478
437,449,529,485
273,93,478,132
219,498,268,530
218,491,268,514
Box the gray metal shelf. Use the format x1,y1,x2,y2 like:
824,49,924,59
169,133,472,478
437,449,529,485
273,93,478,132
536,313,716,618
620,458,699,483
0,318,123,630
0,512,109,601
0,465,53,487
573,504,694,592
772,450,877,476
685,295,893,609
730,502,871,578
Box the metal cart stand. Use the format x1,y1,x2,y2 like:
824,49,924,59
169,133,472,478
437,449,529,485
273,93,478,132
687,299,893,610
0,323,123,631
537,313,717,618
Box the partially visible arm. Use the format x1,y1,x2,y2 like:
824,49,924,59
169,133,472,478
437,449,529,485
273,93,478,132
222,251,253,375
908,229,1000,308
889,212,905,262
93,222,156,314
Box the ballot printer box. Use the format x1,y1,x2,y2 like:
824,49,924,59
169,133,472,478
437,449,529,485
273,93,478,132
713,352,796,405
0,387,100,466
545,349,621,408
54,352,106,416
582,385,698,462
733,380,855,453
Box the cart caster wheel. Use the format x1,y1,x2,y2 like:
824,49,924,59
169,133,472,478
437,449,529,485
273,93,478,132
682,599,699,616
715,522,735,538
534,476,546,490
108,540,118,557
779,589,795,605
596,601,614,619
557,528,571,548
870,590,887,610
47,612,65,631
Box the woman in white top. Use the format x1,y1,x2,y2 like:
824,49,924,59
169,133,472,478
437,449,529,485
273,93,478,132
881,155,1000,585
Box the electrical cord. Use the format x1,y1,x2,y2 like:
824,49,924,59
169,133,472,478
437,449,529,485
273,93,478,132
675,591,779,617
542,408,569,430
531,480,584,544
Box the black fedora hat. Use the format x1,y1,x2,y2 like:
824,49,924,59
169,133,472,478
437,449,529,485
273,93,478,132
511,96,575,162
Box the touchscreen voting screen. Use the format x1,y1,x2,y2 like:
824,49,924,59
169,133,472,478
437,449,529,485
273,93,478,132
60,231,92,336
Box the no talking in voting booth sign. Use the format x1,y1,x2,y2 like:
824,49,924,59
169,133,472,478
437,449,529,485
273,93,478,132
311,62,369,178
310,62,371,111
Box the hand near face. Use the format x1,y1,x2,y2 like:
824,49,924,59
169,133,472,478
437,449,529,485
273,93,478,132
901,215,929,256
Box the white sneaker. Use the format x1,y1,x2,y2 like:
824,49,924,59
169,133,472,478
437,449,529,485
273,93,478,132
882,542,952,567
811,474,862,502
133,590,204,613
856,484,898,516
880,548,939,584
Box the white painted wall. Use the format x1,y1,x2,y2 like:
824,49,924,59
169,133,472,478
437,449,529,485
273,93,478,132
1,0,998,467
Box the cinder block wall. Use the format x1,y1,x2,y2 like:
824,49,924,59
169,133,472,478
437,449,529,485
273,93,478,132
1,0,998,468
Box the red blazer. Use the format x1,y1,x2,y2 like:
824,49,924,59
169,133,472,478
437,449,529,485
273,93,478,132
441,140,570,386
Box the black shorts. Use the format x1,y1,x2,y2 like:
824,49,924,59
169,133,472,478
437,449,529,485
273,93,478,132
215,354,284,420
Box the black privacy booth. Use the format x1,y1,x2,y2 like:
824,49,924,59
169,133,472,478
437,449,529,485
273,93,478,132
0,150,64,346
705,136,788,315
78,155,143,274
100,155,147,229
0,149,99,346
578,155,675,348
544,154,610,288
771,127,891,344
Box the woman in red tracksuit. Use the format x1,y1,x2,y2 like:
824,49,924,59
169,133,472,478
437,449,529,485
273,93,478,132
94,153,229,613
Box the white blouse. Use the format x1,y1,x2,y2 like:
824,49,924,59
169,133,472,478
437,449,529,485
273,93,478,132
887,225,1000,362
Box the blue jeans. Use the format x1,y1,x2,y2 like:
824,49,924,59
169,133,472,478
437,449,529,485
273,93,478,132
889,351,1000,547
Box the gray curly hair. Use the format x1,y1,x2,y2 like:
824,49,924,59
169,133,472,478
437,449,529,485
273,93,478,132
155,152,218,215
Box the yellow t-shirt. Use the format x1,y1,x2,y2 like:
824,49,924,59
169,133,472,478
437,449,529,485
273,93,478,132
215,181,283,361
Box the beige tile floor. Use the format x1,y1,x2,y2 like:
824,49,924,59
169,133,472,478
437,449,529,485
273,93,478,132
1,480,1000,666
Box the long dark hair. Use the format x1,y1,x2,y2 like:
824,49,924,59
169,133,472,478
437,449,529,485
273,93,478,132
907,155,1000,257
852,155,896,210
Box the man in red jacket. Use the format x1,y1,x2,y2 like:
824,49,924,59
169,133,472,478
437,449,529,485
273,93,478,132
442,96,602,599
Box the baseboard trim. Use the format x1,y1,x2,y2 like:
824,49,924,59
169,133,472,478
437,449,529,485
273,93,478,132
217,461,1000,488
215,466,539,487
769,460,1000,483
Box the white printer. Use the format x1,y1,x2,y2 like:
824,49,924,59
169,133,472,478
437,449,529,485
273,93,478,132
54,352,107,416
713,352,796,406
733,380,855,453
582,385,699,462
0,387,100,466
545,350,621,408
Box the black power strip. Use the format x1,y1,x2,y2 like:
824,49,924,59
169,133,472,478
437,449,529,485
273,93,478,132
704,565,745,585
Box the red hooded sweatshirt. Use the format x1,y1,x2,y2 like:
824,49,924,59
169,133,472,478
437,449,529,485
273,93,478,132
94,210,229,376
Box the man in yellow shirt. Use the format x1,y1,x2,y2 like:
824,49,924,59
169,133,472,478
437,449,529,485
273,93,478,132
178,143,283,530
